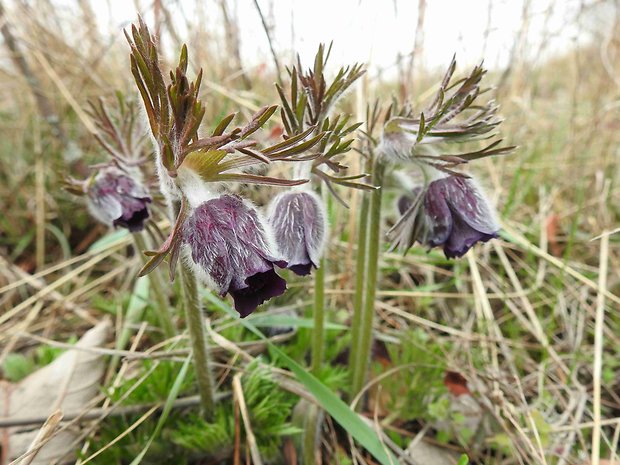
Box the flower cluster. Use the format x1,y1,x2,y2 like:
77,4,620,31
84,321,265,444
126,23,363,317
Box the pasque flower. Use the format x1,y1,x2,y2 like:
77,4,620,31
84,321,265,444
86,167,151,232
393,175,499,258
267,190,327,276
182,194,287,317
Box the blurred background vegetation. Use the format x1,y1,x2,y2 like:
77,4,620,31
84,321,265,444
0,1,618,464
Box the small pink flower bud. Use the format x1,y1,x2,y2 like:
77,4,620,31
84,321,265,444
267,191,327,276
182,194,287,317
87,167,151,232
396,176,499,258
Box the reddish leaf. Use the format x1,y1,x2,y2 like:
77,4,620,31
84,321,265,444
444,371,471,397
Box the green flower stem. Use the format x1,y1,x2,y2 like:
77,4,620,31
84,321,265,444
179,262,216,417
300,400,323,465
311,256,326,375
350,160,384,403
349,190,369,391
132,233,176,339
310,187,331,375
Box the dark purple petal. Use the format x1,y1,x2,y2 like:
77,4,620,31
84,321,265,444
88,167,152,232
113,202,150,232
440,176,499,234
183,194,287,317
443,211,498,258
288,263,313,276
397,195,413,215
230,269,287,318
391,175,499,257
423,181,453,248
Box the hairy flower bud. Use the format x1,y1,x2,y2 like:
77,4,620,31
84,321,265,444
267,191,327,276
182,194,287,317
394,175,499,258
87,167,151,232
379,127,417,161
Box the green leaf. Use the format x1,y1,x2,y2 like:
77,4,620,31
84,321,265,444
249,315,347,331
217,173,307,187
181,149,228,180
457,454,470,465
138,252,167,278
204,293,397,465
261,126,316,155
268,132,325,158
129,355,192,465
239,105,278,139
89,229,129,252
211,113,237,136
178,44,188,73
117,277,150,351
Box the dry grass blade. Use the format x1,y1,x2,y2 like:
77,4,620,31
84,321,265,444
503,224,620,308
232,373,263,465
592,232,610,465
0,248,128,327
11,410,63,465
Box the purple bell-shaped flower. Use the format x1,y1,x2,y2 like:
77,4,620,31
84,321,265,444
87,167,152,232
394,175,499,258
182,194,287,317
267,190,327,276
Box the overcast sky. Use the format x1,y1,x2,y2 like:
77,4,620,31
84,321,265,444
90,0,604,76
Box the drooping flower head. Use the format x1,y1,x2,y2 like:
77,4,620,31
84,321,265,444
261,44,369,277
392,174,499,258
182,194,286,317
84,166,151,232
373,57,513,256
65,96,154,233
267,190,327,276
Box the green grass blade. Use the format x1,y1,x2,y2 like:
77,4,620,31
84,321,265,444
129,354,192,465
248,314,347,331
117,276,150,351
89,229,129,252
204,293,397,465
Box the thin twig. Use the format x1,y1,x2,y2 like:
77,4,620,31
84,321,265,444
251,0,283,86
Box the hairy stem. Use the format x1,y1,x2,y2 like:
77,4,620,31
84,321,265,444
133,233,176,338
180,262,216,417
301,400,324,465
350,160,384,403
311,256,326,375
349,191,369,390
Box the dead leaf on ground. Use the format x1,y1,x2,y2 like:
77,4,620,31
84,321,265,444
0,319,110,465
407,439,460,465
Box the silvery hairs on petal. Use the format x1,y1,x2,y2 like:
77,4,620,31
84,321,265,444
438,176,499,258
267,189,328,276
390,174,499,257
86,166,151,232
182,194,287,317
